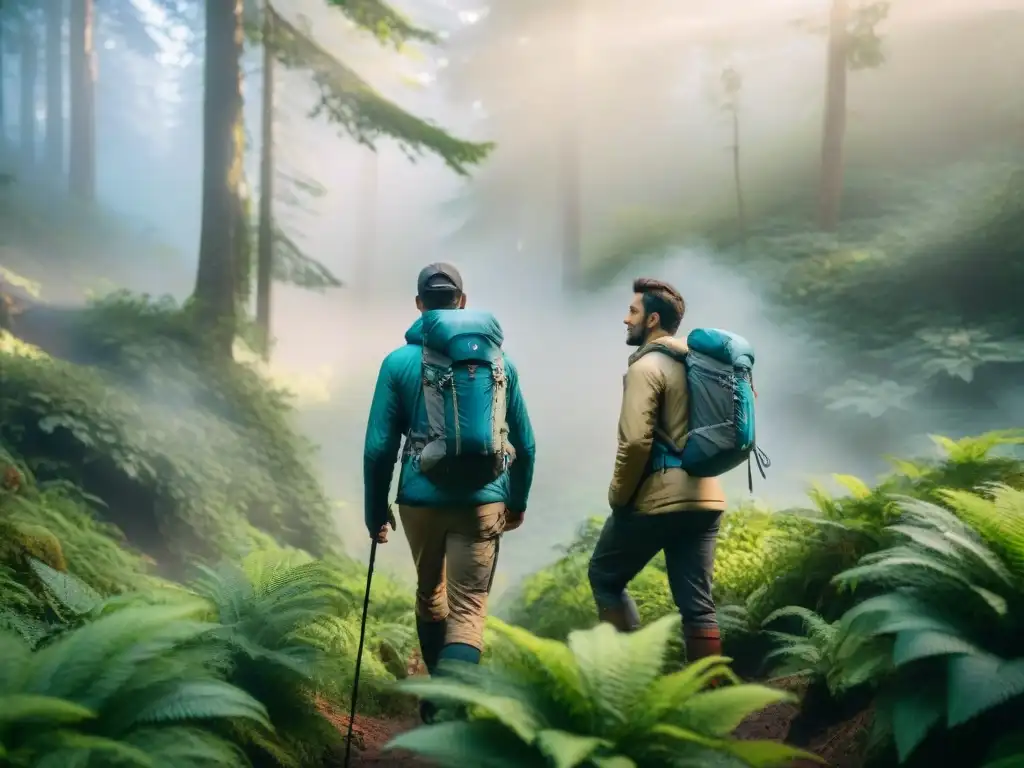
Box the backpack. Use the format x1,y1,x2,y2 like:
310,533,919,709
646,328,770,491
409,310,514,490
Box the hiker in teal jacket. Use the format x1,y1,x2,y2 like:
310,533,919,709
363,263,536,711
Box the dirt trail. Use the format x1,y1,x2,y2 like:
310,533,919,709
321,711,427,767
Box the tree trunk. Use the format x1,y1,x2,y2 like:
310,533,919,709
19,10,38,168
233,160,251,310
731,108,746,239
193,0,243,358
255,3,274,360
818,0,849,232
68,0,95,201
45,0,64,179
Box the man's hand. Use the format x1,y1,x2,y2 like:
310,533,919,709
503,508,526,532
373,507,398,544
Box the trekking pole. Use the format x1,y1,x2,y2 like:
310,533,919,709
343,537,378,768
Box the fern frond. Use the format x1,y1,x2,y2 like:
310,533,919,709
941,485,1024,574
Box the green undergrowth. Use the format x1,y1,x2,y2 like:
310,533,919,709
505,430,1024,645
0,290,338,574
491,430,1024,767
0,536,418,767
0,431,419,765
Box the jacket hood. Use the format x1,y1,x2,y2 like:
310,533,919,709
404,317,425,345
628,334,688,366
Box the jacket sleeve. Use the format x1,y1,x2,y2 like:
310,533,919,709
504,356,536,513
608,361,662,509
363,355,403,537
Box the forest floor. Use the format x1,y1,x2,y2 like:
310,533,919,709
322,675,871,767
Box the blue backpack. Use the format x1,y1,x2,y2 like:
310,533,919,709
644,328,770,491
407,310,514,490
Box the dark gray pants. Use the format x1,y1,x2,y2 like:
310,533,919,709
587,510,721,631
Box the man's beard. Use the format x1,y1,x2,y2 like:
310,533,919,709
625,323,646,347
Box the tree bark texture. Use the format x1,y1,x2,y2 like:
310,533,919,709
193,0,244,358
255,3,274,360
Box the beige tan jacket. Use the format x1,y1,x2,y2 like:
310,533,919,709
608,335,727,514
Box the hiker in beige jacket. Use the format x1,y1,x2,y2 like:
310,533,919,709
589,277,727,662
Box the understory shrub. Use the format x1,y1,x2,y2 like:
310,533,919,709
0,292,338,572
389,614,821,767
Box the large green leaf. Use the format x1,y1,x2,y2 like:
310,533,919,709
891,629,981,667
946,654,1024,727
485,618,591,718
25,603,215,707
534,729,610,768
639,656,738,726
889,685,944,762
721,738,826,767
568,615,679,732
385,719,542,767
28,730,157,767
0,694,95,726
393,676,541,743
124,680,271,730
590,757,638,768
652,724,821,767
672,685,796,738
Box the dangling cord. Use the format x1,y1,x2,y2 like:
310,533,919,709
747,445,771,492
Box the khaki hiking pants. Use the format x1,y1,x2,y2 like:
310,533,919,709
399,502,504,650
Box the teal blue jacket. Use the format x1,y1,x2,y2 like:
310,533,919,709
362,311,537,536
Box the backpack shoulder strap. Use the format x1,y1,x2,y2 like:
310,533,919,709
420,345,452,441
630,344,688,368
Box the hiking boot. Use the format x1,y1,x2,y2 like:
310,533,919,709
685,627,728,687
598,601,641,633
684,627,722,661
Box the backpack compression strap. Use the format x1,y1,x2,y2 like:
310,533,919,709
420,347,452,447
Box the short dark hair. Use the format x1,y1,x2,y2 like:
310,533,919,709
633,277,685,334
420,288,462,310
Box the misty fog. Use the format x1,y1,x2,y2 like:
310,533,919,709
3,0,1022,588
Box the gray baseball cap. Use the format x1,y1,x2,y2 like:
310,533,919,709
417,262,464,296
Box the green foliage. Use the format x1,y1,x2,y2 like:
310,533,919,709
760,606,887,699
189,550,354,765
1,443,151,595
0,601,266,767
0,537,419,767
505,431,1024,703
270,6,493,177
389,615,822,767
323,0,438,47
750,432,1024,624
712,504,778,604
830,488,1024,764
271,222,344,291
503,517,603,640
0,292,338,570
